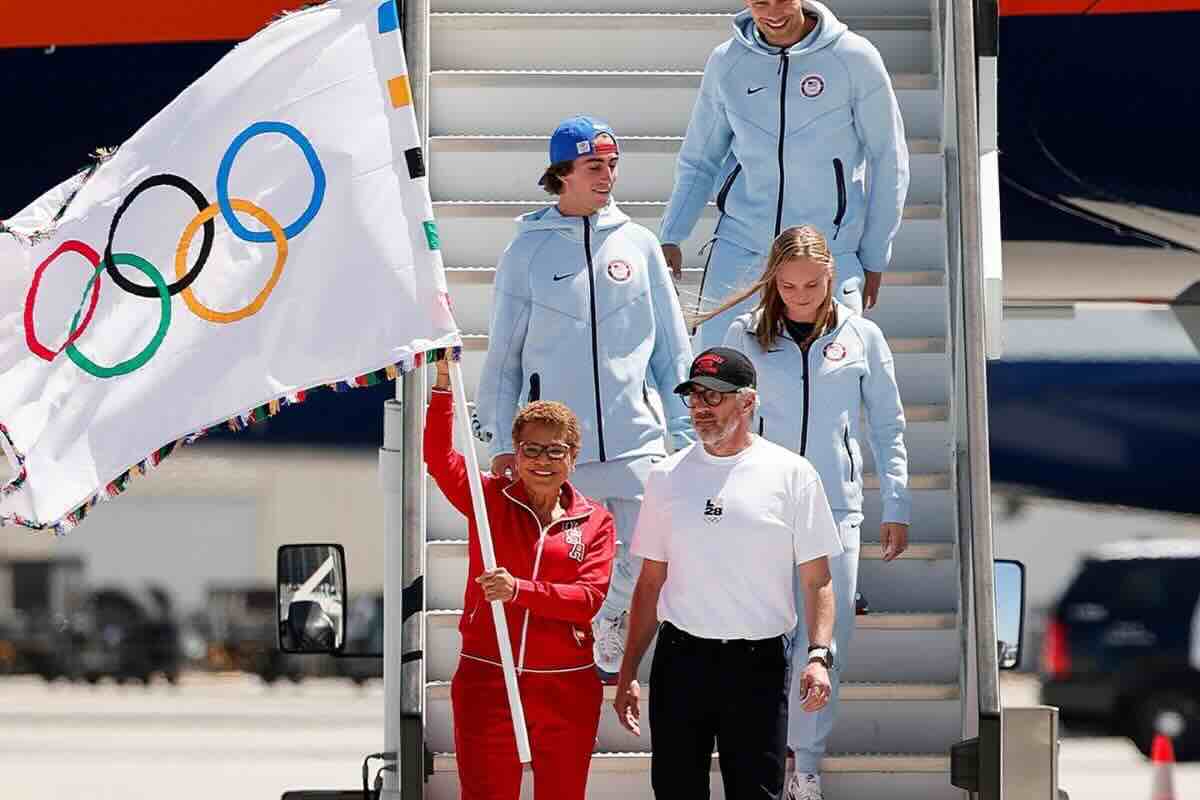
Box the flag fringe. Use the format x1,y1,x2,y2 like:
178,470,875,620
0,345,461,536
0,148,114,247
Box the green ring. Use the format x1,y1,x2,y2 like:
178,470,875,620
66,252,171,379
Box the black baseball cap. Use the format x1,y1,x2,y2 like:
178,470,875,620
674,347,757,394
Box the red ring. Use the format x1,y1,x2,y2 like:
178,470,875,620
24,240,103,362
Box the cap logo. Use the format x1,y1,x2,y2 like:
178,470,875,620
800,74,825,98
694,353,725,376
607,260,632,283
593,141,618,155
576,140,591,155
823,342,847,362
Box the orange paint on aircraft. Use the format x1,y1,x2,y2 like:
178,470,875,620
1001,0,1200,16
1,1,300,48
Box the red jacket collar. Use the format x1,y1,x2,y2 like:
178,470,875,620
501,478,594,521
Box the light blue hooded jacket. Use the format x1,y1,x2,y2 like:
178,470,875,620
475,201,694,465
724,302,910,524
661,1,910,273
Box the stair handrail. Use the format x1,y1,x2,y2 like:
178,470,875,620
943,0,1003,795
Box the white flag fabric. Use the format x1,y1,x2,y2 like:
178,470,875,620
0,0,459,534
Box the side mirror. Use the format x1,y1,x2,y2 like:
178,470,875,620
276,544,347,654
995,559,1026,670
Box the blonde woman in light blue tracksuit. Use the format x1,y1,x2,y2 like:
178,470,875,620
661,0,910,354
702,225,910,800
474,116,695,675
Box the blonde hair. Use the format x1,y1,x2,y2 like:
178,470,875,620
512,401,582,450
693,225,836,351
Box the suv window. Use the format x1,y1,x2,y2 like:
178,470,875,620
1064,558,1200,617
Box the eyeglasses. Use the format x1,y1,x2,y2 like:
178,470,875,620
681,388,735,408
518,441,572,461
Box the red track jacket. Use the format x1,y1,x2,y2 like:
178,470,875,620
425,389,616,672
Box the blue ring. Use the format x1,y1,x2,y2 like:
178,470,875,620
216,121,326,243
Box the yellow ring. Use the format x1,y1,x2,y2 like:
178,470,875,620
176,198,288,324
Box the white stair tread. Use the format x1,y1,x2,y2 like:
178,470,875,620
428,539,952,562
432,751,950,773
432,69,937,90
432,12,931,28
457,333,947,358
425,680,958,702
444,266,945,286
433,200,941,218
425,609,955,629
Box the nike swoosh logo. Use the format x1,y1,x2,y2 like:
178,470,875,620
747,86,767,95
766,349,784,353
553,273,573,281
843,286,858,294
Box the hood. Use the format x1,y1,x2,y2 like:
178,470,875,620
732,0,847,57
515,199,630,240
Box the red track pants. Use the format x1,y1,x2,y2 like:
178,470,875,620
451,656,602,800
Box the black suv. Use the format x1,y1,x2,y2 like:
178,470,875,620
1041,539,1200,760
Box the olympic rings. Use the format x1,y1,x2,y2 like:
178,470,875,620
24,240,103,361
104,174,215,298
65,253,171,379
178,199,288,324
216,121,326,243
21,120,324,378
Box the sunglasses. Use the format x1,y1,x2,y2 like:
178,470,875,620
518,441,573,461
681,388,736,408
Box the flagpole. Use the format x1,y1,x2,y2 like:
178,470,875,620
448,359,534,763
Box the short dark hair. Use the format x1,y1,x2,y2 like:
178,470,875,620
539,160,575,195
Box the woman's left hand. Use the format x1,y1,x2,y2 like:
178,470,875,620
476,567,516,602
880,522,909,562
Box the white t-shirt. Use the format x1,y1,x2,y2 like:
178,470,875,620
631,436,843,639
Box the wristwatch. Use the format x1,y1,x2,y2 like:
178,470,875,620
807,644,832,669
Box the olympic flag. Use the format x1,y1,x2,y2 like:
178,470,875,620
0,0,460,534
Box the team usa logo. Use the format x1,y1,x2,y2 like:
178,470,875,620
800,74,825,98
823,342,847,362
564,523,586,561
606,259,633,283
703,497,724,524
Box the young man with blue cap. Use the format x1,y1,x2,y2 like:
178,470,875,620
475,115,695,677
661,0,910,354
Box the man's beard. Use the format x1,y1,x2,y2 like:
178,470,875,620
695,413,741,447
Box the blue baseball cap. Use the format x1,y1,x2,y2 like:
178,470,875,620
547,115,619,166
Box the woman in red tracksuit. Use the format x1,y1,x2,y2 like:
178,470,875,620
425,357,616,800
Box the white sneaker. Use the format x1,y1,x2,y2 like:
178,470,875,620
592,612,627,673
786,772,823,800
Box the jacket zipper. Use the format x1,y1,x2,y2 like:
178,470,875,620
716,162,742,214
502,485,591,672
758,417,764,436
832,158,847,240
843,425,855,482
582,219,606,462
775,52,790,237
528,372,541,402
800,341,811,455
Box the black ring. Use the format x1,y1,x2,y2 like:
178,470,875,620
104,173,214,298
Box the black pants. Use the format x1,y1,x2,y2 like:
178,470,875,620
648,621,790,799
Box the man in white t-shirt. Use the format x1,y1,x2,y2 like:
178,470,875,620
613,346,843,799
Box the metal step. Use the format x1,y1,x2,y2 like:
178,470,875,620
430,201,946,274
425,539,957,614
443,334,951,406
429,71,941,139
423,610,958,684
431,0,933,15
426,478,958,543
426,752,957,800
429,135,944,205
430,14,933,74
442,262,948,340
424,680,959,754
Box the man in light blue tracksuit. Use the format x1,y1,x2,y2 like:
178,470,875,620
661,0,910,352
474,116,694,675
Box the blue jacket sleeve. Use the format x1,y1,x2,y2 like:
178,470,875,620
646,232,696,449
660,50,735,247
474,241,531,460
849,46,910,273
860,324,911,525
